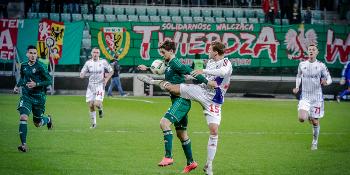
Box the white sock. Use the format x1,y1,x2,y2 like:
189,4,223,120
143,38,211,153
207,134,218,164
90,111,96,125
312,125,320,145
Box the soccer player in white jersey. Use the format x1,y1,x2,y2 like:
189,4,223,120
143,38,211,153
292,44,332,150
80,48,113,128
142,41,232,175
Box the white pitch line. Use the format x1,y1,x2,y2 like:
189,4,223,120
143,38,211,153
109,97,155,103
0,129,348,135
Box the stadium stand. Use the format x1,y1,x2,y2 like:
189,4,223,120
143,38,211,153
103,5,114,15
139,15,150,22
50,13,60,21
212,9,222,17
128,15,139,22
115,7,125,15
117,14,128,22
105,14,117,22
147,8,157,16
171,16,182,23
149,15,161,22
83,14,93,21
169,8,179,16
72,14,82,22
215,17,226,23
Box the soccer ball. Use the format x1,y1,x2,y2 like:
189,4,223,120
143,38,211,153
150,60,166,75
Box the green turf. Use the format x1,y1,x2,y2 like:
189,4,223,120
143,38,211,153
0,94,349,175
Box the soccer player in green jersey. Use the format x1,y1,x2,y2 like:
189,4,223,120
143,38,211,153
13,45,53,152
138,40,216,173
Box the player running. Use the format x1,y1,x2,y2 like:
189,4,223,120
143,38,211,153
336,60,350,102
14,45,53,152
292,44,332,150
80,47,113,128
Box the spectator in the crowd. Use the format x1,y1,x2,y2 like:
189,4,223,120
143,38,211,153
263,0,278,24
303,6,312,24
0,0,9,18
39,0,51,13
279,0,291,23
24,0,33,18
289,2,302,24
54,0,64,13
68,0,79,14
107,55,128,97
191,0,207,6
88,0,100,21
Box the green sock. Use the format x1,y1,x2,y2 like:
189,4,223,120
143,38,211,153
181,138,194,165
163,130,173,158
19,120,28,145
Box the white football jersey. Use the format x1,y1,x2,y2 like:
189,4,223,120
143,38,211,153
201,57,232,104
296,60,332,101
81,59,113,84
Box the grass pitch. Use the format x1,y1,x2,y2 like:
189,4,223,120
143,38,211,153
0,94,349,175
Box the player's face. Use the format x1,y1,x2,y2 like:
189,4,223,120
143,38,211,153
91,49,100,60
208,46,217,60
307,46,318,60
26,48,38,63
159,48,172,61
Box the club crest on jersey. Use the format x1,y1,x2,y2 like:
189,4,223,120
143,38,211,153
98,27,130,61
32,68,36,73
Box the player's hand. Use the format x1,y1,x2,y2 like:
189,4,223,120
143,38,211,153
26,79,36,88
190,70,204,77
292,87,299,94
207,80,218,89
13,86,19,93
340,78,345,85
137,65,148,71
321,78,328,86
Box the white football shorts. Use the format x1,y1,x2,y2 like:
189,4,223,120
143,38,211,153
180,84,222,125
86,83,105,102
298,99,324,118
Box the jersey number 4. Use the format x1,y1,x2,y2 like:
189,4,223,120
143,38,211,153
96,91,103,96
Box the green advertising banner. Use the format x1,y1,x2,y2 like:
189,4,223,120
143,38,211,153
90,22,350,69
4,19,84,65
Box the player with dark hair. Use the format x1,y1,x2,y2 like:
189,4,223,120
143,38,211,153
140,41,232,175
138,40,216,173
14,45,53,152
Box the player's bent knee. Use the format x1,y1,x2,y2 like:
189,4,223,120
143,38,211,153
160,117,171,129
311,119,319,126
19,115,28,121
